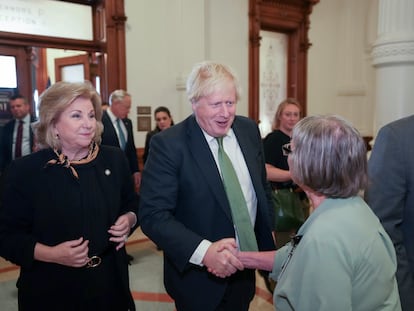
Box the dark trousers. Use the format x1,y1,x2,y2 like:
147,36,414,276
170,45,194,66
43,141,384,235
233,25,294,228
215,269,255,311
174,269,256,311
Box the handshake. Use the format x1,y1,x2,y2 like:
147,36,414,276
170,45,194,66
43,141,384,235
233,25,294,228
201,238,275,278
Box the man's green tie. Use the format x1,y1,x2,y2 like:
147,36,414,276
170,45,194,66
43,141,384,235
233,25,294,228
116,118,126,150
216,137,258,251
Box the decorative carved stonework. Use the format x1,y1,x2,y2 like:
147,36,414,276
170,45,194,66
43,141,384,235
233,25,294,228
372,40,414,66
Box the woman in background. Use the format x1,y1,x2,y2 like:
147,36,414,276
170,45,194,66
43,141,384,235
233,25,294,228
0,81,139,310
263,98,301,187
263,98,307,245
143,106,174,164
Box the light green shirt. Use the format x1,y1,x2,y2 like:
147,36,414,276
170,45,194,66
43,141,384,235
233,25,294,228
270,196,401,311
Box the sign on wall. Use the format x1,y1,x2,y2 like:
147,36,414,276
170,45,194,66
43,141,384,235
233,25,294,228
0,0,93,40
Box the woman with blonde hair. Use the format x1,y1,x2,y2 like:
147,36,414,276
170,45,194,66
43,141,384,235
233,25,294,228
263,98,306,239
0,81,139,310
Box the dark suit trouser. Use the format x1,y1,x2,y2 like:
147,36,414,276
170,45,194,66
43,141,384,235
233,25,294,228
215,269,255,311
174,269,255,311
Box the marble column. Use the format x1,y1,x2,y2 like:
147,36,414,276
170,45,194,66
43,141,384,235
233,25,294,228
371,0,414,134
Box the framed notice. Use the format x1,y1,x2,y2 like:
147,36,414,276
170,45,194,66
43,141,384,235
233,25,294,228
137,116,151,132
137,106,151,115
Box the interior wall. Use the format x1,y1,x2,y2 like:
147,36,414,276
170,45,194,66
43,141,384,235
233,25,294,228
125,0,249,147
308,0,377,136
0,0,380,147
125,0,376,147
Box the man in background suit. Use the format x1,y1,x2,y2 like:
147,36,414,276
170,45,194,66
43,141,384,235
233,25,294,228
139,61,275,311
0,95,36,175
365,115,414,311
101,90,141,192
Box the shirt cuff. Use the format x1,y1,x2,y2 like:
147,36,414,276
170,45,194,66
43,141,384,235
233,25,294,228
189,239,212,266
127,211,137,228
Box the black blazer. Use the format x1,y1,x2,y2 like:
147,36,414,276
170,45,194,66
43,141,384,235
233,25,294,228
139,115,275,310
101,111,139,174
0,116,36,173
0,146,138,310
142,128,160,164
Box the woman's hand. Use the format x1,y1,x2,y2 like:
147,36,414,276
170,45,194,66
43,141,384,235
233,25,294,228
34,237,90,267
203,238,244,278
108,213,135,250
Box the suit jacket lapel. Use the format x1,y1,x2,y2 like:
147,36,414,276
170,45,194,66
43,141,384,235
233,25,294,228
6,120,16,160
30,116,36,151
185,116,233,221
122,118,132,143
102,111,119,145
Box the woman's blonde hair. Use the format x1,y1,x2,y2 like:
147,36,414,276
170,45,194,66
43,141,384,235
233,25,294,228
272,98,302,130
34,81,103,150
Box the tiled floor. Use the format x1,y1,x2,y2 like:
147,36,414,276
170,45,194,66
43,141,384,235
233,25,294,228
0,229,274,310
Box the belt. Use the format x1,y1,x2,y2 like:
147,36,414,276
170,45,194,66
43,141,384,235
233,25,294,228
86,244,115,269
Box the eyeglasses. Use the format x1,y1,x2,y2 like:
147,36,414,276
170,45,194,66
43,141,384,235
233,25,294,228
282,143,292,156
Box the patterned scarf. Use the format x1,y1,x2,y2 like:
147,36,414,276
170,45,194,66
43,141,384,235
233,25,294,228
46,142,99,179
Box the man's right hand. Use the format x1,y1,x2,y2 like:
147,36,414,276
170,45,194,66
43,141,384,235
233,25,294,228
202,238,244,278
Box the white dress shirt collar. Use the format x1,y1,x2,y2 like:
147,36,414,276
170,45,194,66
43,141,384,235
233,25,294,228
106,107,117,123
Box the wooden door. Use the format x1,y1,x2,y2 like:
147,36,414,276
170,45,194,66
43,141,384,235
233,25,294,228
0,45,32,126
54,53,104,95
248,0,320,122
55,54,90,83
0,45,32,99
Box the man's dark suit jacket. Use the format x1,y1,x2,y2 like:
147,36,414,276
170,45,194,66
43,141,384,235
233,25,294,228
365,115,414,310
139,115,275,310
101,110,139,174
0,116,36,173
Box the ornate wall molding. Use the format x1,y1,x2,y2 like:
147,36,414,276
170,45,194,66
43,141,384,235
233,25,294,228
372,39,414,66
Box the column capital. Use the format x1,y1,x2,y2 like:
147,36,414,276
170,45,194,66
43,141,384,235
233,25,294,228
372,0,414,66
372,38,414,66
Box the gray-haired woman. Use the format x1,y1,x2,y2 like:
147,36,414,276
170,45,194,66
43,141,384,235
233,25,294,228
229,115,401,311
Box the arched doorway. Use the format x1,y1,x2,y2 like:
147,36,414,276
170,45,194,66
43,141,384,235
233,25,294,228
248,0,319,136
